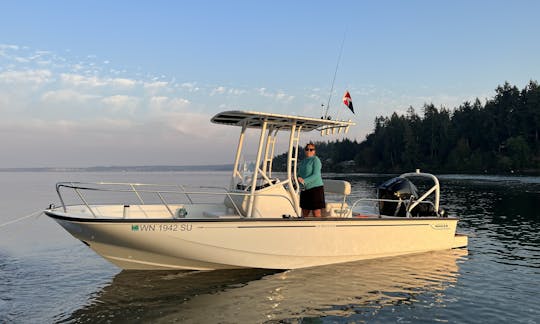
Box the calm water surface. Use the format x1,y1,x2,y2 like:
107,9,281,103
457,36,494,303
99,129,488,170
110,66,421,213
0,172,539,323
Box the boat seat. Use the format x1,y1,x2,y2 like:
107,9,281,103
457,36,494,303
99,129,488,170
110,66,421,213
323,179,351,195
322,180,352,217
323,202,352,217
224,183,296,218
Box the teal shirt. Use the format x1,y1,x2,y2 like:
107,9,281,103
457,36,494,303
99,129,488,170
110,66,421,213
298,156,324,190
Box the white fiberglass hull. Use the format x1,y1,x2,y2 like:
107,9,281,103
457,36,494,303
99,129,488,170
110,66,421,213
45,210,467,270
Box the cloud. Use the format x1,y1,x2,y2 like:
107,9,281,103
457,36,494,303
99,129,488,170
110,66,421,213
144,81,168,89
111,77,137,88
228,88,247,95
0,69,52,85
275,91,294,101
101,95,139,113
180,82,200,92
0,44,19,51
256,87,294,102
60,73,137,89
158,111,223,139
169,97,190,108
167,113,208,134
211,86,226,96
0,43,366,167
0,44,20,59
61,73,104,87
41,89,99,103
210,86,247,96
150,95,169,105
149,96,191,114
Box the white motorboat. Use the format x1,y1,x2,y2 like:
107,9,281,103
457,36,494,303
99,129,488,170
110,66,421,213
45,110,468,270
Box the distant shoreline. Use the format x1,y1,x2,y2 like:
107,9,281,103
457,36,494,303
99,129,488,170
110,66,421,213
0,165,537,176
0,165,233,172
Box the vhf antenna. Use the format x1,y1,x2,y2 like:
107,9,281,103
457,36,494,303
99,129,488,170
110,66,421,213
323,32,346,119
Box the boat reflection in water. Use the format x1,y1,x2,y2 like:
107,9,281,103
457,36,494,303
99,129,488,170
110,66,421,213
64,249,467,323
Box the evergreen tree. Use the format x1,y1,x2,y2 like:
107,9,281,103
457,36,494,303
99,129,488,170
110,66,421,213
273,81,540,174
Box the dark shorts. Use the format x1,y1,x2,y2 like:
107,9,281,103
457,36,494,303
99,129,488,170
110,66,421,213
300,186,326,210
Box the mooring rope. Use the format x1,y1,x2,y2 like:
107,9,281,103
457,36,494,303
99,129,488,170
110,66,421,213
0,210,44,229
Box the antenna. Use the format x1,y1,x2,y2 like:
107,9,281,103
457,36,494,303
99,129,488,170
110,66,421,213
323,32,346,119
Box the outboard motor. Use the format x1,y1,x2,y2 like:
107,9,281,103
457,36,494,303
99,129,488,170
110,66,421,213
377,177,418,216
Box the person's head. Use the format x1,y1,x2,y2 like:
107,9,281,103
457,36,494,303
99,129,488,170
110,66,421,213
304,143,316,157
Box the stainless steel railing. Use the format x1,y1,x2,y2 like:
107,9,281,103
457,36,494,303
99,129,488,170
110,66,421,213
54,181,297,218
350,198,439,218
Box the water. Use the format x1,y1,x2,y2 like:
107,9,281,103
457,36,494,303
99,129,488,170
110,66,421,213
1,171,539,323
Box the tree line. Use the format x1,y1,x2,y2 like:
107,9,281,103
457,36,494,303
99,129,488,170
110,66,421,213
275,81,540,174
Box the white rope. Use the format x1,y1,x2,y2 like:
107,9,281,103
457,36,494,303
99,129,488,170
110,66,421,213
0,210,43,229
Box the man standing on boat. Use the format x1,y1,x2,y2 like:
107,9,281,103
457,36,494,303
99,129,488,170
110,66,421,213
298,143,326,217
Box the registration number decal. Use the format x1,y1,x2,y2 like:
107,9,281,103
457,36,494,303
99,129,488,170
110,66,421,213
131,224,192,232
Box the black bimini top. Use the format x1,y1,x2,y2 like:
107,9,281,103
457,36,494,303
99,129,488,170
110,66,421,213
211,110,354,132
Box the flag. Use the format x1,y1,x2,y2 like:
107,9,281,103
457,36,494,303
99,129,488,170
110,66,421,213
343,90,354,114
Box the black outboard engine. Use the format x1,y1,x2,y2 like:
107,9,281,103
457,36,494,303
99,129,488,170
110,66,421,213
377,177,418,216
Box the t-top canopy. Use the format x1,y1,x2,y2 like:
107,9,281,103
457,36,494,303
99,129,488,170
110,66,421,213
211,110,354,132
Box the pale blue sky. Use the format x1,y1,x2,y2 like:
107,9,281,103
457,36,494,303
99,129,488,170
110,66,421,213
1,1,539,167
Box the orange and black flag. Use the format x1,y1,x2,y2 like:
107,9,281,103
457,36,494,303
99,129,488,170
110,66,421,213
343,90,354,114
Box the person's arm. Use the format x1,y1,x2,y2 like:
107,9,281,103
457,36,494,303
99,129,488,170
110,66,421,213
302,157,322,187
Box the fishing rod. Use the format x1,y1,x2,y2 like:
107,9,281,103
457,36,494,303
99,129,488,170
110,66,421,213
323,32,347,119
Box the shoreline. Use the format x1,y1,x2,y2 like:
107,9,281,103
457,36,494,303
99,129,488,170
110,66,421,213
1,165,538,176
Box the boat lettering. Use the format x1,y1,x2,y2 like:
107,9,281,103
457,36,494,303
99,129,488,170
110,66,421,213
131,224,192,232
141,224,156,231
431,223,449,230
180,224,192,231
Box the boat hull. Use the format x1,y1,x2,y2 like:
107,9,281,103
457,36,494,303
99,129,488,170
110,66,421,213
45,211,467,270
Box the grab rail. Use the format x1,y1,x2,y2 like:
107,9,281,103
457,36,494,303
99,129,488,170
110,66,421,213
350,170,442,218
54,181,298,218
400,170,440,213
350,198,438,218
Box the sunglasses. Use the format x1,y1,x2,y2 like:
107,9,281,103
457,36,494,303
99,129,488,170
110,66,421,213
305,148,315,152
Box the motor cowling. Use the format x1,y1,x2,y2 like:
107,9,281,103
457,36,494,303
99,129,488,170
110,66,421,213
377,177,418,216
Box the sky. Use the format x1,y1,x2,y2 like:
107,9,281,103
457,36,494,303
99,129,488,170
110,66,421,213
1,0,539,168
